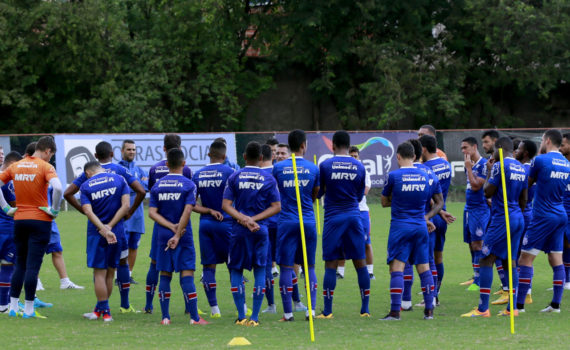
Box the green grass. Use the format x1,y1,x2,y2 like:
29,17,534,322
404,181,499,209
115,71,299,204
1,202,566,349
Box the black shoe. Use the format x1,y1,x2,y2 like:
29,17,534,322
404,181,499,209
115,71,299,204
129,277,138,285
435,297,440,306
380,311,400,320
243,277,250,283
336,272,344,279
423,308,434,320
279,315,294,322
272,272,279,278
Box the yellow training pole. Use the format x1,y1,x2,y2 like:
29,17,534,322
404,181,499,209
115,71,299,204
292,153,315,342
314,155,322,235
499,148,515,334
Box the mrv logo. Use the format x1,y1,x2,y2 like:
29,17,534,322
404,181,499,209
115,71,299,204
14,174,36,181
331,172,357,180
239,182,264,190
283,179,310,187
402,184,426,191
158,193,182,200
199,180,223,188
91,188,117,200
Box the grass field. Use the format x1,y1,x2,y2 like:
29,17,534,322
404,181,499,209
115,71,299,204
1,202,567,349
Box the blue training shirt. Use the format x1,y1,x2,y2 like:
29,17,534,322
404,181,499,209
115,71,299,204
528,151,570,218
148,159,193,190
523,162,536,216
74,162,138,188
488,158,527,217
149,174,197,246
222,166,280,226
424,157,452,207
119,160,148,233
273,156,319,223
413,162,442,214
0,182,15,233
261,166,279,229
192,163,234,221
317,155,366,218
80,172,130,236
464,157,488,211
382,166,432,222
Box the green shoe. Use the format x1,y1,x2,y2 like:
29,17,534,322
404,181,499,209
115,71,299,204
467,284,480,292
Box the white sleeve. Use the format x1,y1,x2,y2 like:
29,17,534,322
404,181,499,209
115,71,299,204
49,177,63,211
0,180,7,208
365,172,371,188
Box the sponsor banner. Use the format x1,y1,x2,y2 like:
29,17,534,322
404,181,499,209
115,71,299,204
274,132,416,188
0,137,10,154
54,134,236,186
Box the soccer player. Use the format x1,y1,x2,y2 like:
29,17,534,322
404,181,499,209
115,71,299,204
0,151,21,314
266,138,280,277
461,137,527,317
222,141,281,326
516,129,570,313
460,137,490,290
192,140,234,318
143,134,193,313
0,136,62,319
214,137,240,171
64,141,145,313
419,135,453,302
149,149,208,325
481,130,500,156
417,125,448,160
80,161,130,322
276,144,290,163
381,142,442,320
559,134,570,290
273,130,319,321
119,139,149,284
316,131,370,318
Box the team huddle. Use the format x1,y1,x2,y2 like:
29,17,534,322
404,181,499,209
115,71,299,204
0,128,568,325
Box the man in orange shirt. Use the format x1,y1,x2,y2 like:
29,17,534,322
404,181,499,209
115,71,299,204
0,136,62,319
418,125,448,161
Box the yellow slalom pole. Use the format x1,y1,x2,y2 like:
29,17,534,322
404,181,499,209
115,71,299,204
314,155,322,235
498,148,515,334
292,153,315,342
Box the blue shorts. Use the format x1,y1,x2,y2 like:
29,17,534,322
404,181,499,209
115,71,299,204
126,232,142,250
86,233,121,269
482,213,525,261
268,225,277,263
387,221,429,265
463,207,489,243
157,243,196,273
361,211,371,245
118,230,129,259
0,234,15,263
322,213,365,261
522,214,568,255
199,218,231,265
227,223,268,271
433,214,447,252
276,220,317,267
46,241,63,254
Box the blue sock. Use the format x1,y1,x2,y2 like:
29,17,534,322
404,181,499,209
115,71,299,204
497,260,509,290
279,267,293,314
292,271,300,303
429,260,439,297
251,267,265,321
419,270,434,311
0,264,14,306
473,250,481,286
97,299,110,315
265,264,274,306
390,271,404,312
563,248,570,282
309,266,317,311
552,264,565,306
95,300,103,313
230,269,245,319
202,268,217,307
402,263,414,302
181,276,199,322
145,262,158,311
158,274,172,320
117,263,131,309
436,263,444,294
477,266,492,312
516,265,533,308
356,266,370,314
322,268,336,315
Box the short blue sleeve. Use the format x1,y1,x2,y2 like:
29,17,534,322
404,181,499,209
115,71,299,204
382,173,394,197
185,183,197,206
488,163,500,187
529,157,539,180
120,177,130,196
3,182,15,203
223,174,236,202
73,172,88,188
149,187,158,208
80,184,91,206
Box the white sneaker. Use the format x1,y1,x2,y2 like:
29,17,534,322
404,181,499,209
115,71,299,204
61,281,85,290
546,287,554,291
564,282,570,290
540,305,561,313
262,304,277,314
414,300,426,308
401,300,412,311
36,279,45,291
83,312,100,320
294,301,307,312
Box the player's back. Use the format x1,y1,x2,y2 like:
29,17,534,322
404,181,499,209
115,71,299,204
273,157,319,222
465,157,488,211
319,155,365,217
530,152,570,217
193,163,234,221
80,172,129,233
74,162,137,188
224,166,279,225
385,167,431,223
489,158,527,216
148,159,192,190
424,157,451,204
414,162,441,213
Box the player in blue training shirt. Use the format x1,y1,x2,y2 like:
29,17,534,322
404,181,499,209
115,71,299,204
559,134,570,290
80,161,130,322
460,137,490,290
316,130,370,319
119,139,149,284
461,137,528,317
273,130,319,321
381,142,443,321
144,134,193,314
0,152,21,313
516,129,570,313
65,141,145,313
192,141,234,318
149,149,208,325
222,141,281,327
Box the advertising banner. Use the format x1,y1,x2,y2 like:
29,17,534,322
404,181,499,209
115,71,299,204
54,133,237,186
